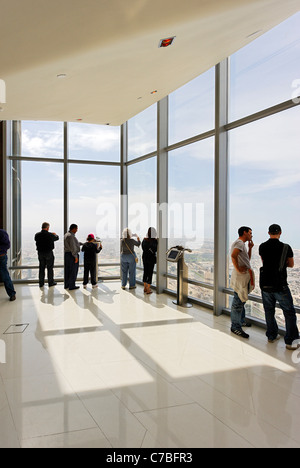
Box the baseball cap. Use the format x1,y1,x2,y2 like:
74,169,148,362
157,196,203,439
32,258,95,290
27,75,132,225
87,233,95,240
269,224,282,234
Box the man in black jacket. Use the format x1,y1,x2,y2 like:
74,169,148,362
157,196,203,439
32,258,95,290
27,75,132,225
259,224,299,350
35,222,59,287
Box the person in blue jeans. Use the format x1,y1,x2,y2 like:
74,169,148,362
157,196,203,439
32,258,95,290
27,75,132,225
230,226,254,339
259,224,299,351
0,229,16,301
120,228,141,289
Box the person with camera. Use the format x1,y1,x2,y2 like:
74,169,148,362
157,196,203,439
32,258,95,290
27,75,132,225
142,227,158,295
34,222,59,288
120,228,141,290
82,233,102,289
259,224,299,350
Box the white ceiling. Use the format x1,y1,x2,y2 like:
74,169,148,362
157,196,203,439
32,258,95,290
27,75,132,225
0,0,299,126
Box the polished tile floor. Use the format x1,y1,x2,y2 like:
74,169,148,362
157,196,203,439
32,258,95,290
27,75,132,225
1,281,300,448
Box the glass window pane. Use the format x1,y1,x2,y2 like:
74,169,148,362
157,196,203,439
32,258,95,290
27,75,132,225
169,68,215,145
20,161,64,271
128,158,157,283
168,137,214,303
230,12,300,122
228,106,300,313
68,123,120,162
69,164,120,263
128,104,157,160
21,121,64,158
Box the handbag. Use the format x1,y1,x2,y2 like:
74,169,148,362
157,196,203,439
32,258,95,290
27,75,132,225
124,240,139,263
260,243,288,292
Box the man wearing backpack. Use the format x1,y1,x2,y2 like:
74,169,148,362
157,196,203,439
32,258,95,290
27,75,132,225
259,224,299,350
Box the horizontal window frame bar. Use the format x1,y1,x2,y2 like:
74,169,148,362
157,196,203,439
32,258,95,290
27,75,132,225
166,272,214,290
166,129,215,153
8,156,121,166
223,287,300,314
164,287,214,311
225,97,300,132
9,263,120,270
12,276,121,285
126,151,157,166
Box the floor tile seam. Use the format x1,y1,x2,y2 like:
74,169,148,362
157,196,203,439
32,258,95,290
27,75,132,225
133,401,256,448
96,354,196,411
109,383,195,415
79,392,148,450
247,368,300,405
57,365,146,447
0,380,22,447
172,375,257,418
66,394,115,447
254,413,300,447
139,430,152,449
132,401,199,416
19,426,111,445
171,384,295,448
247,380,300,445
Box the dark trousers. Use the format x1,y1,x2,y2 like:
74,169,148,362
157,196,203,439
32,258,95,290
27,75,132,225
64,252,79,289
262,286,299,345
83,261,97,285
38,251,55,286
143,259,155,285
0,254,16,298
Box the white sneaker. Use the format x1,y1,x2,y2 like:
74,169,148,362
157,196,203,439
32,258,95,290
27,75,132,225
92,284,98,289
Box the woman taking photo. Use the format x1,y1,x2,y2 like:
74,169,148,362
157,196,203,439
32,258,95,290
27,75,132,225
142,227,158,294
121,228,141,289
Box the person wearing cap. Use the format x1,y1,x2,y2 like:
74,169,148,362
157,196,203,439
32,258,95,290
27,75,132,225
0,228,16,301
259,224,299,351
81,234,102,289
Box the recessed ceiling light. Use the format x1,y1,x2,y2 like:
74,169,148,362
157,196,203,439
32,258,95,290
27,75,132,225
57,74,67,79
159,37,176,48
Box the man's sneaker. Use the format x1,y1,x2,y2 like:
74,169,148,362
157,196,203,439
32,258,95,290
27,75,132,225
231,328,249,339
268,336,280,343
286,343,300,351
9,295,16,302
92,284,98,289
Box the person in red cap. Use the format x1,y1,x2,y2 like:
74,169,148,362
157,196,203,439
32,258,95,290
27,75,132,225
81,234,102,289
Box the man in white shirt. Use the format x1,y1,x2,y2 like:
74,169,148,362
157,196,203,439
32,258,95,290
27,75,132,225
230,226,254,339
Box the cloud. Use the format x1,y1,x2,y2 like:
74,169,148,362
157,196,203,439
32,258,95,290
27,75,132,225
69,124,119,154
22,129,63,158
